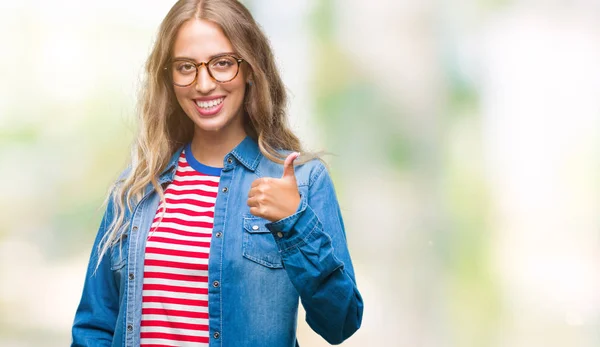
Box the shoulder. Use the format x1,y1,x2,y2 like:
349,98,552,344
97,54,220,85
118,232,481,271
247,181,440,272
107,166,132,195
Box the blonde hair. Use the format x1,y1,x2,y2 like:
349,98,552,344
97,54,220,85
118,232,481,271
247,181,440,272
97,0,316,266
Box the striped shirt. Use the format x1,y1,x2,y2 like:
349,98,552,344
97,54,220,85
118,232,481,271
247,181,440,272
140,147,221,347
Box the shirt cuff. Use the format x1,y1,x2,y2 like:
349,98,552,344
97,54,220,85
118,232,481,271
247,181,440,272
265,193,319,249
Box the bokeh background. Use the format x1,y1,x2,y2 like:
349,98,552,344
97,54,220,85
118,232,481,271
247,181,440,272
1,0,599,346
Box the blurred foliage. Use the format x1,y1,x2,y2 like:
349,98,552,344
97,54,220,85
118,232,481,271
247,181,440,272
310,1,412,172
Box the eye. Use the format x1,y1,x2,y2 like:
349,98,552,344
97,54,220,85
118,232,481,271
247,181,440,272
176,62,196,73
211,58,235,70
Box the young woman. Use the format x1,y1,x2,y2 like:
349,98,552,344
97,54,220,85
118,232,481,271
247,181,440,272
71,1,363,346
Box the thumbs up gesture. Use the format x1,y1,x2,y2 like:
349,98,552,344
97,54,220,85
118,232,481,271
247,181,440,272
247,152,301,222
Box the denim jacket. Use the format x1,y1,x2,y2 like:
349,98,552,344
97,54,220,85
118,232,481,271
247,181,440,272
72,136,363,347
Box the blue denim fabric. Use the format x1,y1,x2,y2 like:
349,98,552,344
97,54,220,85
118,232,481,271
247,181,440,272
72,136,363,346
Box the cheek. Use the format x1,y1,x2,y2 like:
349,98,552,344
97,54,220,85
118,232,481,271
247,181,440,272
173,87,191,107
226,68,248,99
225,80,247,100
227,86,247,113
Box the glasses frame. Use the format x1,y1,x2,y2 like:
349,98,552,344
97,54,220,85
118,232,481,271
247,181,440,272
165,54,245,87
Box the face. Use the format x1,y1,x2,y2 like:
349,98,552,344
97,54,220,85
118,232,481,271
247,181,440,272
171,19,248,139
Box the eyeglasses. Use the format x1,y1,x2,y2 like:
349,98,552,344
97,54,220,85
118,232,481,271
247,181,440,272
165,54,244,86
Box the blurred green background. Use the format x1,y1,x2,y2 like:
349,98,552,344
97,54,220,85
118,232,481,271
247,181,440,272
1,0,599,346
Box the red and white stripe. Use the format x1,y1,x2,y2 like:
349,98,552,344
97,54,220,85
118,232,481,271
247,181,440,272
140,152,219,346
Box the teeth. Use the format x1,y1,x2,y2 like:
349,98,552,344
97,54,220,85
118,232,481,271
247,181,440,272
196,97,224,109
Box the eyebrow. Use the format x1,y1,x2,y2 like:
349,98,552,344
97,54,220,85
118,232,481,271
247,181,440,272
172,52,238,61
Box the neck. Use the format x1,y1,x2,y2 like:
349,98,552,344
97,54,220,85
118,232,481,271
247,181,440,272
189,128,247,168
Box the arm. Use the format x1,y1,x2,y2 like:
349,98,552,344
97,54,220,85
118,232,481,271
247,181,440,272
266,164,363,344
71,199,120,347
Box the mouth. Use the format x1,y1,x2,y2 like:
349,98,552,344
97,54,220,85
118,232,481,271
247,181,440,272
194,97,225,116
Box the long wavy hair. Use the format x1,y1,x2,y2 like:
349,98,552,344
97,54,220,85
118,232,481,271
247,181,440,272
96,0,314,266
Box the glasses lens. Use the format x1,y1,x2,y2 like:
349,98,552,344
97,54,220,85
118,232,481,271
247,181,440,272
209,56,238,82
171,61,197,86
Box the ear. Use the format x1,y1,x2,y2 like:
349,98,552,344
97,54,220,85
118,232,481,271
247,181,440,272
241,62,253,80
246,70,254,85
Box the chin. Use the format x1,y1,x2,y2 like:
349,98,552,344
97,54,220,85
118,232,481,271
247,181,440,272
190,114,231,133
198,125,224,133
192,120,224,132
184,101,244,136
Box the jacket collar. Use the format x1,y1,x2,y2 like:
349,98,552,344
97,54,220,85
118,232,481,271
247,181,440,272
228,135,262,172
157,146,184,185
158,135,261,183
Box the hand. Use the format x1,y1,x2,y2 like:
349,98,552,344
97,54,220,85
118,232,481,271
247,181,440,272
247,152,301,222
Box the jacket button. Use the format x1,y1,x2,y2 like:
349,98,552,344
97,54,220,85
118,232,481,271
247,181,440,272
128,273,134,280
213,281,220,288
277,232,284,238
127,324,133,332
215,232,222,238
227,157,233,164
213,331,220,339
252,225,259,230
132,226,138,232
222,187,228,193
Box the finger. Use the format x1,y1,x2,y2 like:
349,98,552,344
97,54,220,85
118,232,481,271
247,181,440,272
249,206,262,218
247,186,259,199
251,177,271,188
247,196,258,207
282,152,299,180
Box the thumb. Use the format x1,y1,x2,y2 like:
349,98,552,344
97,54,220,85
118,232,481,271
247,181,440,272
282,152,300,180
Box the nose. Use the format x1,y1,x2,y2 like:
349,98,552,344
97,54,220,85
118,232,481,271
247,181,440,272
195,64,216,94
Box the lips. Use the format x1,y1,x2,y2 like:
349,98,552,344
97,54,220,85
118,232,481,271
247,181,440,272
193,96,225,116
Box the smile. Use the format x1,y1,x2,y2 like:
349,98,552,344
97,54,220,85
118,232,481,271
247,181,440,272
194,96,225,116
196,97,224,109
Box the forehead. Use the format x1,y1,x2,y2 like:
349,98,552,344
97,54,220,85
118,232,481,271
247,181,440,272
172,19,234,60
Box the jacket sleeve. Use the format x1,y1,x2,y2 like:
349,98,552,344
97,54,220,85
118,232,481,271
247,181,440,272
266,163,364,345
71,198,120,347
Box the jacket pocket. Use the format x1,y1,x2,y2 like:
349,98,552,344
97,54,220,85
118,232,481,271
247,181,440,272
242,214,283,269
